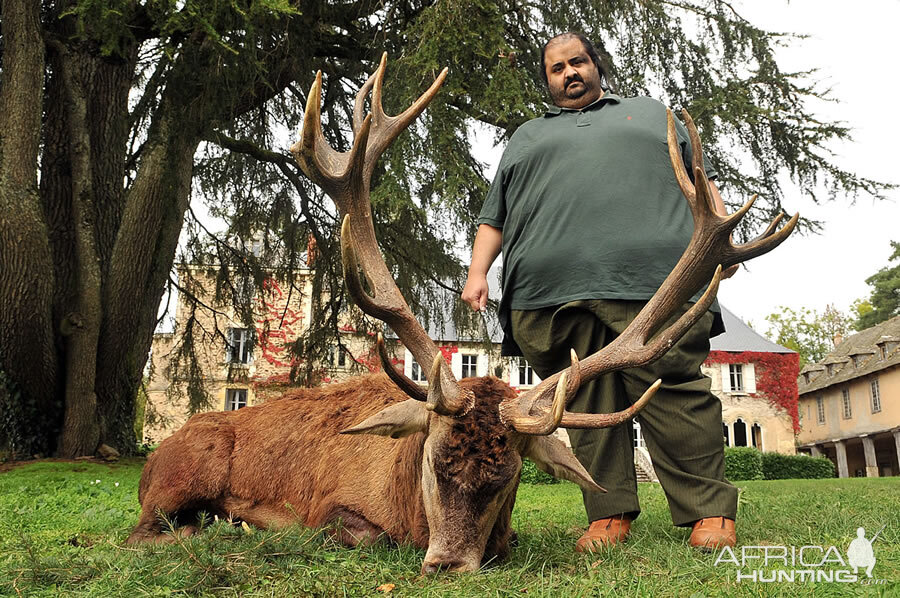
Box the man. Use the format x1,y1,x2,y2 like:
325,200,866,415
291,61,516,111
461,32,738,552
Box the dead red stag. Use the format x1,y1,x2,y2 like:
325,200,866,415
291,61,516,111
126,54,797,573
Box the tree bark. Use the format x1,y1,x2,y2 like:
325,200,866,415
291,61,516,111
54,45,103,457
0,0,59,457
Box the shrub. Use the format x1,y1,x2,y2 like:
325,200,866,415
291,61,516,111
520,458,559,485
762,451,835,479
724,447,763,481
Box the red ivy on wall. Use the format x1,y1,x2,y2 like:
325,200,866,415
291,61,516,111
704,350,801,433
254,278,304,368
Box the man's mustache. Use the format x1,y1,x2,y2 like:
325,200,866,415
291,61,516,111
565,74,584,88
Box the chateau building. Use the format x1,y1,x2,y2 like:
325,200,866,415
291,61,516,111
796,316,900,477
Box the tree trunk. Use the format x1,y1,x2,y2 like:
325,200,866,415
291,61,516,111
0,0,59,458
54,47,104,457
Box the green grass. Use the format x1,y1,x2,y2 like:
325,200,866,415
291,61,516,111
0,460,898,597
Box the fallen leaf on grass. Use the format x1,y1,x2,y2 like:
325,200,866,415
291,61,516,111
375,583,395,593
241,521,252,533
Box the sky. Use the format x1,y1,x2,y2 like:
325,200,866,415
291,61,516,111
471,0,900,334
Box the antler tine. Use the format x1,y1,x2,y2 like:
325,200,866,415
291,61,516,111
729,211,800,261
504,349,581,435
561,379,662,429
666,110,697,207
365,52,449,175
426,353,474,416
294,71,342,190
506,106,797,432
376,333,427,402
352,70,378,133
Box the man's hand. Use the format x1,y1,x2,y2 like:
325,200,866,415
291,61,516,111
462,224,502,312
462,275,490,312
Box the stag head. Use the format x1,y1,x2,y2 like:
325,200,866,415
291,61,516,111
292,54,796,573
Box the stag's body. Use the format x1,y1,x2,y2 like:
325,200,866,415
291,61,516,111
128,375,518,561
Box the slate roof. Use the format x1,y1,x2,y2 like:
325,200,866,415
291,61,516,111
798,315,900,395
710,306,795,354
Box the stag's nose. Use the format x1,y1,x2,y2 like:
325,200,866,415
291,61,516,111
421,559,469,574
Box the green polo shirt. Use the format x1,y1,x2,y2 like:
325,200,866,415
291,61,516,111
478,93,724,355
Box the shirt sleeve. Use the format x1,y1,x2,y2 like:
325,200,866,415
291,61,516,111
676,115,718,182
477,159,509,229
477,134,526,229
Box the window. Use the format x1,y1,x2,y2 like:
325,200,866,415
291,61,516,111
461,354,478,378
729,364,744,391
751,423,762,450
870,379,882,413
225,388,247,410
329,346,347,368
518,359,534,386
733,418,748,447
816,397,826,424
410,360,426,383
226,328,252,364
841,388,852,419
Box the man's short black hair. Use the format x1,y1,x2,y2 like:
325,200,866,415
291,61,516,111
540,32,609,90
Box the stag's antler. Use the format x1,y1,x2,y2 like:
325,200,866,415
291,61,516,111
292,54,476,416
500,108,799,435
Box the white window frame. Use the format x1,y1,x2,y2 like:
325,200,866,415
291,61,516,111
720,362,755,393
460,353,478,378
841,388,852,419
633,419,646,449
816,396,826,424
729,364,744,392
403,349,428,384
226,327,252,364
225,388,247,410
871,378,882,413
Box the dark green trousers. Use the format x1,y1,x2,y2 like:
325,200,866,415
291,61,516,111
511,299,737,527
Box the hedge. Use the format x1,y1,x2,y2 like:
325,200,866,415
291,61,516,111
724,447,764,481
761,451,835,480
724,447,836,481
520,458,559,485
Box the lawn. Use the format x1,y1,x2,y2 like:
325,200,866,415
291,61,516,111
0,459,897,597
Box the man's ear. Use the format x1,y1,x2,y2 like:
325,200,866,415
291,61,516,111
340,399,428,439
523,436,606,493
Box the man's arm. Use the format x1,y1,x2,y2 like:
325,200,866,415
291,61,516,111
461,224,502,311
708,180,739,279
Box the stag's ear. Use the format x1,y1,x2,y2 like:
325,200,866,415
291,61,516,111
340,399,428,439
523,436,607,493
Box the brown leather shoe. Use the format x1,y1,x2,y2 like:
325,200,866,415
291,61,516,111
575,514,631,552
689,516,736,551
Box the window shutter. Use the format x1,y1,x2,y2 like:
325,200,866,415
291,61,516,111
476,353,488,377
509,358,519,386
404,349,414,378
451,351,462,379
225,328,233,363
532,366,542,385
745,363,756,394
720,364,731,392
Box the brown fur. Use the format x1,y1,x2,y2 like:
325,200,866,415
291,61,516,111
127,373,521,564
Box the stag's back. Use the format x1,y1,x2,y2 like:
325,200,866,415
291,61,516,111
137,374,425,538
